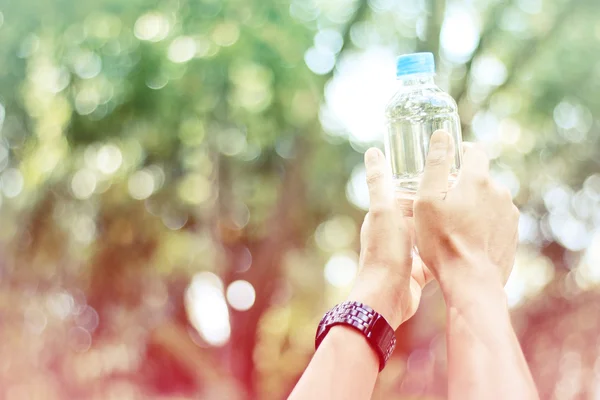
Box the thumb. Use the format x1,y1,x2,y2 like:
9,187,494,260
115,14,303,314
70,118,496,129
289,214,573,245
417,130,455,199
364,147,393,211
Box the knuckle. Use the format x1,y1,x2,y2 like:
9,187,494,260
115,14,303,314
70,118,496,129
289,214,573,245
426,152,446,167
396,197,414,217
414,197,430,212
366,169,384,187
475,174,490,187
414,197,440,214
369,207,383,219
369,204,392,218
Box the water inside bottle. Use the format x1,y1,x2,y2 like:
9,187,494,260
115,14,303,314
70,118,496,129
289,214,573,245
385,107,462,195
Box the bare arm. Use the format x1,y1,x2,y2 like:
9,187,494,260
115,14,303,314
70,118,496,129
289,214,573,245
289,148,431,400
413,131,539,400
288,325,380,400
443,272,538,399
288,273,401,400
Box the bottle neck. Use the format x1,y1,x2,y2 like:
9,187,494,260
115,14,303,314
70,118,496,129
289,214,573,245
397,74,435,87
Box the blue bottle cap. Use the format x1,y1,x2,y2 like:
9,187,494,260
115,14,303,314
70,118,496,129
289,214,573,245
396,52,435,78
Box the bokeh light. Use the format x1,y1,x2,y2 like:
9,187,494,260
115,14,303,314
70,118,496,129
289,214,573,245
168,36,197,63
186,273,231,347
304,47,335,75
71,169,97,199
315,215,357,251
324,252,358,288
1,168,23,198
134,12,170,42
323,47,396,143
128,169,155,200
505,251,555,308
96,144,122,174
211,22,240,47
346,164,369,210
226,280,256,311
440,5,480,63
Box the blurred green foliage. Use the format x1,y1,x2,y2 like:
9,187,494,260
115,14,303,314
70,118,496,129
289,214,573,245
1,0,600,399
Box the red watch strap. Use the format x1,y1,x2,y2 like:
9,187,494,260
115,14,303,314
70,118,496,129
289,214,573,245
315,301,397,371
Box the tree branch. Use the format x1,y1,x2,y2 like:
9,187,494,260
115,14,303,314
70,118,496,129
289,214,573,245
254,0,372,257
474,3,580,114
222,3,374,396
324,0,370,82
453,1,511,102
418,0,446,63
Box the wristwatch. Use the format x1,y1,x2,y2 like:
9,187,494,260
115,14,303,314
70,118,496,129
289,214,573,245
315,301,397,371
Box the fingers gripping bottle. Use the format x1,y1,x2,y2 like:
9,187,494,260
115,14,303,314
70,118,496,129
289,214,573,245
384,53,463,198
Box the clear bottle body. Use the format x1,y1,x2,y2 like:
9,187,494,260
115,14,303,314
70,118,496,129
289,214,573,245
384,74,462,196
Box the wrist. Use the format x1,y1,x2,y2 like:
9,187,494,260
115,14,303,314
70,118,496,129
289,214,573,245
443,277,508,312
348,269,406,329
438,257,507,308
325,325,380,369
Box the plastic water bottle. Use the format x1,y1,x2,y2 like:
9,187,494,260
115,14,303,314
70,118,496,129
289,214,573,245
384,53,463,197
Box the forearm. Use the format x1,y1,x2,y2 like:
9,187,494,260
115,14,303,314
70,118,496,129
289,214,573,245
288,274,405,400
442,273,539,400
288,325,380,400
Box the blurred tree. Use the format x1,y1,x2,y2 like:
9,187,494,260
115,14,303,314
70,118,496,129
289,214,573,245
0,0,600,399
